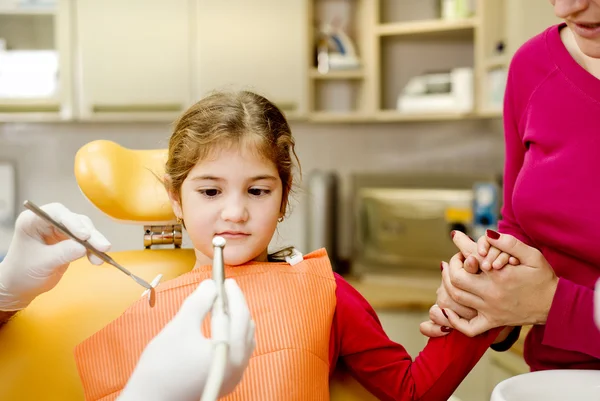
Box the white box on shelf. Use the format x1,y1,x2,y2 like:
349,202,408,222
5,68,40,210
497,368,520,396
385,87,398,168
396,67,473,114
0,50,58,98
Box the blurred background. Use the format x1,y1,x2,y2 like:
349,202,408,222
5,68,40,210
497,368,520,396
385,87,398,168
0,1,561,399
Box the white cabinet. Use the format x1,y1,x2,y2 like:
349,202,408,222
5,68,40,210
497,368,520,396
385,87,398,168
74,0,192,121
194,0,307,118
0,0,73,121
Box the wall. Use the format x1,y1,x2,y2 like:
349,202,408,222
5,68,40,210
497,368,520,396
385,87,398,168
0,118,505,260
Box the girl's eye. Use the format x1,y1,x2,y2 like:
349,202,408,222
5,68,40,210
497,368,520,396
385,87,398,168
249,188,271,196
199,189,220,197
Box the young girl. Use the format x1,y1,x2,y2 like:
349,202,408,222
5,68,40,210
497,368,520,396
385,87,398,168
74,91,503,401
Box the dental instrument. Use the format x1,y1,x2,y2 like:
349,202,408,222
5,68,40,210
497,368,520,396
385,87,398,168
201,235,229,401
22,200,158,307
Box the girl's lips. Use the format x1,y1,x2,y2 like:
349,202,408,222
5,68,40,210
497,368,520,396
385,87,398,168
571,22,600,39
217,232,250,239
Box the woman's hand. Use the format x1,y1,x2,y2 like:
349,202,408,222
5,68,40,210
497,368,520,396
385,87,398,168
420,232,482,338
442,230,559,337
420,260,478,338
419,231,483,337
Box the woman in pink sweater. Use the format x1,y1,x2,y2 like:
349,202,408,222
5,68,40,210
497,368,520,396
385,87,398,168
421,0,600,372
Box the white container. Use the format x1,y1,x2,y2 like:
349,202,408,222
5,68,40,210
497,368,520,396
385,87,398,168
397,67,474,114
441,0,458,20
491,370,600,401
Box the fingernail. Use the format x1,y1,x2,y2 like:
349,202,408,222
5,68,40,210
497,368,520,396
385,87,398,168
442,309,449,319
441,326,452,332
440,262,444,271
486,229,500,240
450,230,456,239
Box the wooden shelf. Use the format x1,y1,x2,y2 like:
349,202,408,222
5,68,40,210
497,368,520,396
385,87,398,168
485,55,508,69
376,18,477,37
306,110,506,123
375,110,477,122
282,111,307,122
0,98,60,112
308,112,371,123
309,68,364,80
0,98,62,121
477,109,503,118
0,8,56,15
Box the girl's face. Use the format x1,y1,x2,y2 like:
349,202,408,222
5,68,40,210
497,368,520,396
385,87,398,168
550,0,600,57
169,144,283,267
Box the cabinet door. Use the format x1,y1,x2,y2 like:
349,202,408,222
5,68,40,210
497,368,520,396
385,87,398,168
195,0,307,118
74,0,192,120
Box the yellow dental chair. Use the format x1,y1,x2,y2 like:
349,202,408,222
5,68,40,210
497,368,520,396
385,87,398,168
0,140,376,401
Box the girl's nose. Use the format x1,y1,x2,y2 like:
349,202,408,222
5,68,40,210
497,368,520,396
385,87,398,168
220,199,249,223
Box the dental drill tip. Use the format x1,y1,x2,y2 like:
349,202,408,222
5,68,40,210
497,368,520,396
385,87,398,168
212,236,226,248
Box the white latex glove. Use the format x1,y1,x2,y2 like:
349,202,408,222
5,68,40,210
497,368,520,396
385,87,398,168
118,278,255,401
0,203,110,311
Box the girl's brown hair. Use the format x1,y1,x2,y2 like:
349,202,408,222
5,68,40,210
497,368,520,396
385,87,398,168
165,90,300,259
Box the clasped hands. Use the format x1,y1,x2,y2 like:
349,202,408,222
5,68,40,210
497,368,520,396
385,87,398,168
420,230,558,341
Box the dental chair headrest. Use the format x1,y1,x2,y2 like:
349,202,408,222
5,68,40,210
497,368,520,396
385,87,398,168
74,140,176,224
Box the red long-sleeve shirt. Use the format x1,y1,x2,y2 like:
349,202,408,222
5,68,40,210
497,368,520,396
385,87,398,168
329,273,500,401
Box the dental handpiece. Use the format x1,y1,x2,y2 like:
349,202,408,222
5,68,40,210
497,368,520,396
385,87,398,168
211,236,228,316
200,236,229,401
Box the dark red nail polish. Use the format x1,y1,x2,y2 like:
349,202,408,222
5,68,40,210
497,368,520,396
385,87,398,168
450,230,456,239
442,309,449,319
486,229,500,240
441,326,452,332
440,262,444,271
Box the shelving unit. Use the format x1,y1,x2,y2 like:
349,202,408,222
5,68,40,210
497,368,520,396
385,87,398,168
484,55,508,69
306,0,372,122
309,68,364,80
375,17,477,37
305,0,559,123
0,8,55,15
307,0,484,123
0,0,560,124
375,110,478,122
0,1,72,122
309,111,371,123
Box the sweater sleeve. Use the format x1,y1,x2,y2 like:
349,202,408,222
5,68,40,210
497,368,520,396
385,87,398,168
543,278,600,358
331,274,501,401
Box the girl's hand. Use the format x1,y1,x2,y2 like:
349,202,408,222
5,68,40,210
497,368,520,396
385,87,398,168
476,234,520,271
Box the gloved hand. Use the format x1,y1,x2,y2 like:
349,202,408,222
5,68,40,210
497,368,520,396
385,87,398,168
0,203,110,311
118,278,256,401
